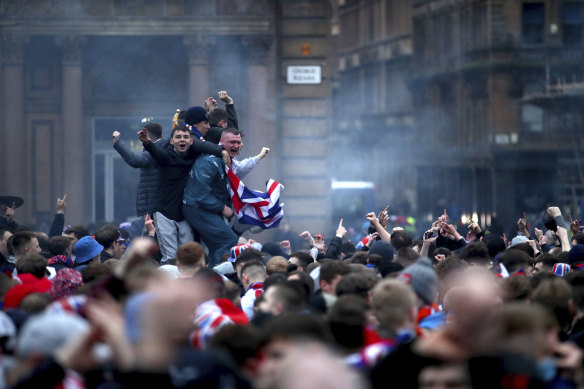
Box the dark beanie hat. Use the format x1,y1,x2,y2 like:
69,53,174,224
368,241,395,262
261,242,287,258
569,244,584,265
398,257,438,305
184,106,209,126
482,234,506,259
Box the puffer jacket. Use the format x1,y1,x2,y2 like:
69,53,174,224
113,139,162,216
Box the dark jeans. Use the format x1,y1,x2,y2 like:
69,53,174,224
183,204,238,267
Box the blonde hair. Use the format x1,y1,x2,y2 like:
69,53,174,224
372,279,417,330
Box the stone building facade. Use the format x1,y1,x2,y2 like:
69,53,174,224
6,0,583,236
0,0,333,234
334,0,584,233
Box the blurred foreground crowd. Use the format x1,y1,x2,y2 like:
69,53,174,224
2,195,584,389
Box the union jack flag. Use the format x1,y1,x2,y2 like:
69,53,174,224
229,244,251,262
45,295,87,315
553,263,571,276
225,166,284,229
190,298,249,349
355,235,371,250
497,262,510,278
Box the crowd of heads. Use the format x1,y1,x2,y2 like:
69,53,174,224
0,202,584,388
3,88,584,387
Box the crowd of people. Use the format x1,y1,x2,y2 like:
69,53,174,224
2,93,584,388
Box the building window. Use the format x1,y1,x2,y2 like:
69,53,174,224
472,4,487,49
414,19,426,61
522,3,545,44
522,104,544,132
340,9,359,48
368,4,375,42
562,2,584,46
441,13,453,56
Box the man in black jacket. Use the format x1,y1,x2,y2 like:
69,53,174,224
204,90,239,144
138,124,229,263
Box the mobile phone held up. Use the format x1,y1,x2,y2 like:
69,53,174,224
424,229,440,239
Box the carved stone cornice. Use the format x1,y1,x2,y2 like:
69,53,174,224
0,34,29,65
241,35,272,65
55,35,87,65
2,19,271,36
183,34,216,66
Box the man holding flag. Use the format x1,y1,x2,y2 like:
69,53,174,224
220,128,283,230
182,129,239,267
183,128,284,266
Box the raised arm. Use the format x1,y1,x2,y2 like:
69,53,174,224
48,194,67,237
2,202,17,232
420,229,438,258
557,226,572,252
325,219,346,259
139,128,171,167
189,139,231,168
204,96,219,113
366,212,392,242
189,138,224,157
517,212,530,238
232,147,269,178
113,131,156,169
547,206,567,231
219,91,239,130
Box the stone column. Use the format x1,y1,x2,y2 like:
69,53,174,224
242,35,273,189
184,35,215,107
56,36,86,225
1,34,29,210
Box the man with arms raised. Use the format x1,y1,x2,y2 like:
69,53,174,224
139,124,229,263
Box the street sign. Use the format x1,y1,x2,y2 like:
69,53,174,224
287,66,322,84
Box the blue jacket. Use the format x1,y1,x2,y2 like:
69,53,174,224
114,139,162,216
183,154,230,214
